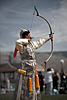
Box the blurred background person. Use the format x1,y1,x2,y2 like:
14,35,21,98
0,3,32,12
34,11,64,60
39,71,44,94
53,70,59,90
59,69,67,94
45,68,54,95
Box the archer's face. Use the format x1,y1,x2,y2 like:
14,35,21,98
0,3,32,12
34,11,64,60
25,33,32,39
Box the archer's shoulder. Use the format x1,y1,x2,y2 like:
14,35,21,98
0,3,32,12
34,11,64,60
16,38,28,43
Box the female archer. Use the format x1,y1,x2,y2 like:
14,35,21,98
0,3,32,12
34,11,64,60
13,29,53,100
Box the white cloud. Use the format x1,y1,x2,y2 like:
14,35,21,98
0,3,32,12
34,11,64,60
11,31,19,38
49,2,67,45
0,42,14,51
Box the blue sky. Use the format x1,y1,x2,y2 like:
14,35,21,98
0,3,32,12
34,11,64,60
0,0,67,52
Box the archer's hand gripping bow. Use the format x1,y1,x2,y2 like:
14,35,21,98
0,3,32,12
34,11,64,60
34,6,54,71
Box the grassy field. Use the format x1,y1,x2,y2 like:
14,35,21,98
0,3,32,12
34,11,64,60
41,92,67,100
0,93,13,100
0,92,67,100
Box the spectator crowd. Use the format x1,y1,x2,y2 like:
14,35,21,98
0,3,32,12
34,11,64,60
38,68,67,95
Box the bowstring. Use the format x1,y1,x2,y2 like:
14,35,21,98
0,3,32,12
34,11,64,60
30,7,35,31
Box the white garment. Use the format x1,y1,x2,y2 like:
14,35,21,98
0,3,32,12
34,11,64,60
45,68,54,83
16,38,49,53
45,68,54,95
46,82,53,95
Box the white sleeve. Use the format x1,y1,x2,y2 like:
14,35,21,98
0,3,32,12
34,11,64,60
16,39,28,53
16,39,28,44
32,38,50,50
51,68,54,73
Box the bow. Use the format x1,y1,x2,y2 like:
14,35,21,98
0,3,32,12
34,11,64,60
34,6,53,71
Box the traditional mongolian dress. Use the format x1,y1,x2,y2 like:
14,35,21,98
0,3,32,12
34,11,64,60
13,38,49,100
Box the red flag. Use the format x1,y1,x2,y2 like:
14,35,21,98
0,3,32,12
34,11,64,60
13,47,17,57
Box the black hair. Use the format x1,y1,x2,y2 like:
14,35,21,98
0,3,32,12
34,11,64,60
47,68,51,71
20,30,30,38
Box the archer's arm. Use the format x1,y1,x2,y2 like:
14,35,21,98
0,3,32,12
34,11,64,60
16,39,28,53
32,33,53,49
32,37,51,50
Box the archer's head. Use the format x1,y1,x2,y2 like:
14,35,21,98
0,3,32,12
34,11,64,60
20,29,30,38
20,29,33,42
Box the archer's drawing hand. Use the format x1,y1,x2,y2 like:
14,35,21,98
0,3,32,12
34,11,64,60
28,38,32,43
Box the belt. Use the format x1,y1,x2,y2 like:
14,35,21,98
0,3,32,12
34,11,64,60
17,69,36,76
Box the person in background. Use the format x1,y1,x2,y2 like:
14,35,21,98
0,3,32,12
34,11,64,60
53,70,59,90
60,69,67,82
39,72,44,94
60,69,67,93
45,68,54,95
56,70,60,92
